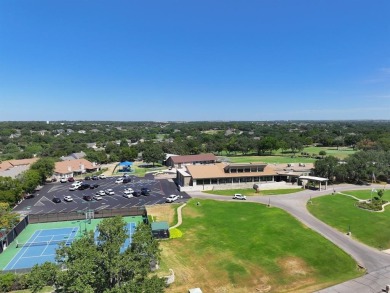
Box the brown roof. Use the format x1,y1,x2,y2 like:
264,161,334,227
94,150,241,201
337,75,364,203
0,158,38,171
186,163,277,179
54,158,98,174
170,153,216,164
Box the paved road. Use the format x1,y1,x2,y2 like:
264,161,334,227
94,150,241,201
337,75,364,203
188,184,390,292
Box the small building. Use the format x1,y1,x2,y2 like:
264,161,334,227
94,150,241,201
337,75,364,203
54,158,100,180
0,158,38,178
166,153,217,168
151,222,170,239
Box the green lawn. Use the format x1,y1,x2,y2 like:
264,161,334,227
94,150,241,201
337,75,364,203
308,190,390,249
160,199,362,292
227,155,315,164
204,188,303,196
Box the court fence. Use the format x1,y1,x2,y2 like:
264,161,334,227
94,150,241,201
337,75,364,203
28,206,147,223
0,217,29,254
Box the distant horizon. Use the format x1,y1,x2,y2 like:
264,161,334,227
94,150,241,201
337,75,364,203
1,1,389,121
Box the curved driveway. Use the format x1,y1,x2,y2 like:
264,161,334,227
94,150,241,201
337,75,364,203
188,184,390,292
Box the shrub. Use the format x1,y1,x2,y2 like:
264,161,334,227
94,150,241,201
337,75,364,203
169,228,183,239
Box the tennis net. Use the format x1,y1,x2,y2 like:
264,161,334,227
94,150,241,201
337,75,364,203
16,239,73,248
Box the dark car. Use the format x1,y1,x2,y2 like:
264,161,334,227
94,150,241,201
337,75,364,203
78,183,90,190
132,191,141,197
68,177,75,182
123,177,131,183
83,195,93,201
90,184,99,189
92,175,99,180
141,188,150,196
355,179,371,186
84,176,91,180
24,193,35,199
52,197,61,203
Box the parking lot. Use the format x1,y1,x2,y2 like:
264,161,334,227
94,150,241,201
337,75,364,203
14,174,190,216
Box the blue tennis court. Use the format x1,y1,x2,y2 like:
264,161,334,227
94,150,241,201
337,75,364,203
4,227,78,270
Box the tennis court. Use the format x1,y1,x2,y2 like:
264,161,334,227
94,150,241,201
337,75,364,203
4,227,78,270
1,216,143,271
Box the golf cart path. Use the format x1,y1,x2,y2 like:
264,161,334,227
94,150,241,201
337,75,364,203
188,184,390,293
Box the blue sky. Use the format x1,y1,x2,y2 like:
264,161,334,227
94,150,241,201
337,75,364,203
1,0,389,121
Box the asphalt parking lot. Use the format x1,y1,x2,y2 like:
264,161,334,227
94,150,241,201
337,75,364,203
14,174,190,216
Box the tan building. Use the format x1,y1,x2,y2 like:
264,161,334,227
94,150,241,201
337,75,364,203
176,162,315,191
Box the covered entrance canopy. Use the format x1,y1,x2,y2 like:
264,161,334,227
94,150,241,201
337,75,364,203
299,176,329,191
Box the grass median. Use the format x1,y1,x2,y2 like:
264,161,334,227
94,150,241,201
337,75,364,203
307,190,390,249
159,199,362,292
203,188,303,196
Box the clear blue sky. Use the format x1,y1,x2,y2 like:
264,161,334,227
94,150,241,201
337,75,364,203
1,1,389,121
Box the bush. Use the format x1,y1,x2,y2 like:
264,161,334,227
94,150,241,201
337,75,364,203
169,228,183,239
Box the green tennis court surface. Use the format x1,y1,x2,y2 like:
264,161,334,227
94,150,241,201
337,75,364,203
0,216,143,271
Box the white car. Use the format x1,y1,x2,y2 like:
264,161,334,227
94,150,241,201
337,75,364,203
64,195,73,202
166,194,180,203
96,190,106,196
115,178,124,184
123,193,133,198
93,195,103,201
99,174,106,179
69,186,78,191
233,194,247,200
124,188,134,194
105,189,115,195
60,177,67,183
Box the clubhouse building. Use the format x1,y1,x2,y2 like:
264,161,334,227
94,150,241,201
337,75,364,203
176,162,328,191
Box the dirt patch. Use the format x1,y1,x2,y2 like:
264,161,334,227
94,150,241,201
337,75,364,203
146,204,176,225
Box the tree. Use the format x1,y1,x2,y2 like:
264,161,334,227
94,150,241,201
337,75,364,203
30,158,55,183
19,169,41,194
319,150,327,158
142,144,165,166
27,262,58,293
0,202,20,230
0,177,23,205
314,156,339,182
28,217,165,293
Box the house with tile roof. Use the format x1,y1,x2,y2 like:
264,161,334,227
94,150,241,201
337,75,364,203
54,158,99,179
0,158,39,178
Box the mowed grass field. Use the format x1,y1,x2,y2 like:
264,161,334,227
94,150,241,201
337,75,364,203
225,146,355,164
159,200,362,293
204,188,303,196
307,189,390,249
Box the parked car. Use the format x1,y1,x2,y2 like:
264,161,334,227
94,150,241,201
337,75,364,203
93,195,103,201
166,194,179,203
132,191,141,197
141,187,151,196
84,176,91,180
90,184,99,189
60,177,67,183
98,174,106,179
69,185,78,191
64,195,73,202
72,181,82,186
232,194,247,200
83,195,93,201
115,178,124,184
124,188,134,195
105,189,115,195
52,197,61,203
68,177,75,182
96,190,106,196
78,183,90,190
92,175,99,180
123,193,133,198
24,193,35,199
123,177,131,183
